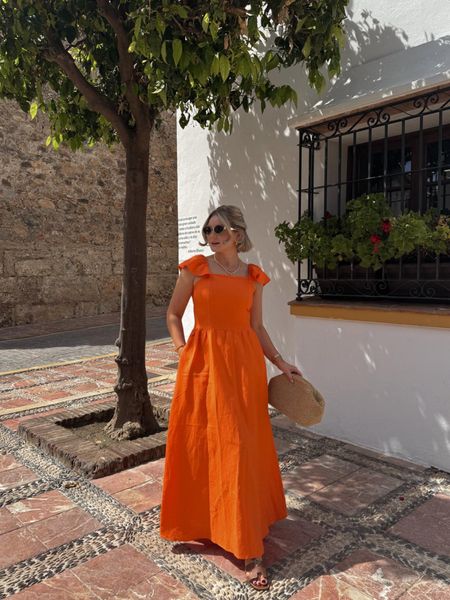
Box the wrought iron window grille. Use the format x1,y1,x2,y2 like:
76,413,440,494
297,86,450,302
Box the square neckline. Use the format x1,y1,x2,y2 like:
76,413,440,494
205,254,251,279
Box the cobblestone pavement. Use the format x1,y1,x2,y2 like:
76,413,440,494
0,308,169,373
1,319,450,599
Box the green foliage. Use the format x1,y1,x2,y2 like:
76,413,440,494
0,0,349,148
274,212,352,269
274,194,450,271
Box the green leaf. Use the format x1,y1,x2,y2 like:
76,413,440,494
209,21,218,41
314,72,326,93
248,15,258,37
148,36,161,58
265,52,279,71
158,87,167,106
172,5,189,19
302,37,312,58
161,41,167,62
134,15,142,37
332,25,345,48
219,55,230,81
210,54,220,76
237,54,251,78
201,13,210,33
172,39,182,66
29,100,38,119
155,14,166,35
250,56,261,79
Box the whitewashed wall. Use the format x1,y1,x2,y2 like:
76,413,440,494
177,1,450,470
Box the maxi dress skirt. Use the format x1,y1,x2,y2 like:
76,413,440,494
160,254,287,559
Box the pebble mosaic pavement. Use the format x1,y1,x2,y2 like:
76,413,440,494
1,319,450,598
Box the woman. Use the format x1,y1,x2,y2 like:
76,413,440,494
160,205,301,591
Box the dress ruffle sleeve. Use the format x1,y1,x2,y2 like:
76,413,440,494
178,254,209,277
248,264,271,286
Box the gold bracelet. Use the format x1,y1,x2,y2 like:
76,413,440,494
271,352,282,363
175,343,186,352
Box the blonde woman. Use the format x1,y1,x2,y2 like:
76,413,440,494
160,205,301,591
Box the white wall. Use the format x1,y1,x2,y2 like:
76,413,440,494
296,318,450,469
292,1,450,127
177,2,450,470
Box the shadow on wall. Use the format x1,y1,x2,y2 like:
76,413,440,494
342,7,409,68
205,11,410,283
205,79,302,374
206,83,299,279
313,11,449,112
300,320,450,470
203,13,450,469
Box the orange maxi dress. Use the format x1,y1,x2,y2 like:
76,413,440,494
160,254,287,559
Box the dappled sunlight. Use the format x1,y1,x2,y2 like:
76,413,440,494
360,347,377,371
290,317,450,471
178,6,450,478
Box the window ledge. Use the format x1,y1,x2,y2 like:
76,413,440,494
289,298,450,329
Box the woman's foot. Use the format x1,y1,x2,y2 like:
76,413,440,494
244,556,270,591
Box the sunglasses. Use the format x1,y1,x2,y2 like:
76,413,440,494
202,224,237,236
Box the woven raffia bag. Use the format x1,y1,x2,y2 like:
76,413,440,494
268,373,325,426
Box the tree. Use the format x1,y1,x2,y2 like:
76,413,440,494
0,0,348,439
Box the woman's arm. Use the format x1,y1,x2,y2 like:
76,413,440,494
250,283,302,382
166,267,195,354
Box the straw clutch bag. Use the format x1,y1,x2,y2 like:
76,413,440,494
268,373,325,426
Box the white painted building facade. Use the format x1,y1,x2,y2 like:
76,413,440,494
176,2,450,471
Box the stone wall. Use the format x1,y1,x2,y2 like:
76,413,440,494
0,100,178,328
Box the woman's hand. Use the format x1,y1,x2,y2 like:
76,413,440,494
275,358,302,383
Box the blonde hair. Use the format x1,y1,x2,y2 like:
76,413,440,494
199,205,253,253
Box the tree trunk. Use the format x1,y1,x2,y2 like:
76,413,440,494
105,125,160,440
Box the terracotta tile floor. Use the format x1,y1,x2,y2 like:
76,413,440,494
283,454,360,497
0,527,48,570
0,333,450,599
307,467,403,515
330,548,421,598
12,545,197,600
290,548,446,600
290,575,375,599
388,493,450,557
113,480,163,513
0,463,39,491
26,507,102,550
7,489,76,525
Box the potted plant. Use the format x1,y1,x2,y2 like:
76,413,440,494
274,193,450,298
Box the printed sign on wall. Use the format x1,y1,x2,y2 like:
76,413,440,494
178,215,203,255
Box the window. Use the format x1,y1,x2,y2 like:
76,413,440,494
297,86,450,301
347,127,450,212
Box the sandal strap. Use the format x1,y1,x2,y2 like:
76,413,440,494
245,557,269,588
245,557,263,568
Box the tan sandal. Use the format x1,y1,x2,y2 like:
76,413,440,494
244,557,270,591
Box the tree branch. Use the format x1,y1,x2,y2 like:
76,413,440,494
63,37,88,51
43,39,131,146
96,0,147,127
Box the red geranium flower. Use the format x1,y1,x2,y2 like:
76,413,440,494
381,219,391,233
370,234,381,244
